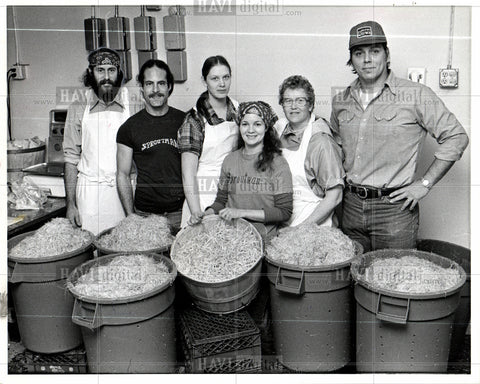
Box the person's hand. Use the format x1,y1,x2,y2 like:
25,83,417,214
219,208,243,221
66,203,82,227
187,210,205,226
388,181,430,211
204,208,215,217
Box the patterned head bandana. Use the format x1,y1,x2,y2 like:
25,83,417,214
88,48,121,67
236,101,278,130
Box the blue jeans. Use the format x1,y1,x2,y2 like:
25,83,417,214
341,190,419,253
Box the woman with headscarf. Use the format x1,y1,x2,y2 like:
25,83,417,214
177,56,239,227
191,101,293,240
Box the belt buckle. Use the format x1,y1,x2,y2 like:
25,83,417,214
356,186,368,199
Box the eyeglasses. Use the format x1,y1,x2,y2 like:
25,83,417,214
281,97,308,107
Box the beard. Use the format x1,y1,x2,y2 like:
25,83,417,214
92,77,122,103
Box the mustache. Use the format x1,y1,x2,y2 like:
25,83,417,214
99,79,115,86
148,92,165,98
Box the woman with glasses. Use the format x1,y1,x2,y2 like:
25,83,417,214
274,75,344,227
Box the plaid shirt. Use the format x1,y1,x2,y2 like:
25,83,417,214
178,91,237,157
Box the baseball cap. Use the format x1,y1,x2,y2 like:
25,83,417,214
349,21,387,50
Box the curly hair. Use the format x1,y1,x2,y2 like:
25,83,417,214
278,75,315,108
82,66,124,88
82,66,124,103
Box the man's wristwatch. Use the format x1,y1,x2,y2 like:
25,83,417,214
421,177,432,190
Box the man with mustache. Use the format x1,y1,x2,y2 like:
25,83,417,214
330,21,469,252
63,47,135,235
116,59,186,233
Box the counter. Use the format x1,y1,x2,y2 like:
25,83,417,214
7,197,67,239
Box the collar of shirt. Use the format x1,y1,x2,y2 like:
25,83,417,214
347,70,398,101
203,95,237,125
280,114,315,149
88,87,126,112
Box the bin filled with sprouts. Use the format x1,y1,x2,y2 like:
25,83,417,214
266,225,361,268
7,218,94,353
9,218,94,261
350,248,466,373
351,249,464,295
171,216,263,314
264,225,363,372
67,253,177,373
94,214,174,255
68,253,175,301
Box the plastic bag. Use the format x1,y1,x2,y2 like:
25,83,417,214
7,136,44,150
8,177,48,210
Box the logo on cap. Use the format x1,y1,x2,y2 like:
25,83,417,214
357,26,372,38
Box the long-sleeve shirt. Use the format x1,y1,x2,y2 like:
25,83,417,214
63,87,139,165
330,71,469,189
210,149,293,226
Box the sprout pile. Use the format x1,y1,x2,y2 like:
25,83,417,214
9,218,92,258
267,225,357,266
96,214,174,251
171,218,262,283
363,255,462,293
70,254,173,299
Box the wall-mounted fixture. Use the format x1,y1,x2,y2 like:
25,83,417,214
164,6,187,82
134,6,157,69
84,6,106,51
408,68,426,85
108,6,132,82
439,6,459,88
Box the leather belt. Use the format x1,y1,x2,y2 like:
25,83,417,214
346,183,398,199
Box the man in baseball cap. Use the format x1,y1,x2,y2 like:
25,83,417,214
63,47,135,235
330,21,469,252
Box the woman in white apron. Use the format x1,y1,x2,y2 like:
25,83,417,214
76,87,131,235
178,56,238,227
275,75,344,227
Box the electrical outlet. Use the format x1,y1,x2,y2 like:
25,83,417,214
12,64,28,80
439,68,458,88
408,68,426,84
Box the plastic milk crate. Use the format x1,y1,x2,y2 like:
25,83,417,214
23,348,88,373
179,306,262,373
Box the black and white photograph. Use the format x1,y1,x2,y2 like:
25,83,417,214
2,1,478,383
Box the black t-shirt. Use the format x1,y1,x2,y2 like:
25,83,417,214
116,107,186,213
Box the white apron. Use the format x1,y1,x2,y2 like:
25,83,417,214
181,109,238,227
279,115,333,227
76,87,131,235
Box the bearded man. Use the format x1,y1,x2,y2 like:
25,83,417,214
63,47,135,235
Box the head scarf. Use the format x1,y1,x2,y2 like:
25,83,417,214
88,47,121,68
235,101,278,130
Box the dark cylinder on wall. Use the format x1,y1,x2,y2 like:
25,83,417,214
108,16,131,51
134,16,157,51
84,17,106,52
